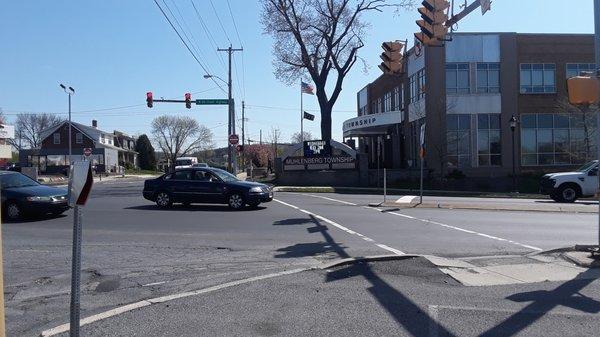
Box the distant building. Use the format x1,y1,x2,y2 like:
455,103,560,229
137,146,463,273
19,120,138,174
344,32,595,181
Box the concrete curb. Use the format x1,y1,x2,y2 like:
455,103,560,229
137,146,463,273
372,202,597,214
319,254,420,269
274,186,545,199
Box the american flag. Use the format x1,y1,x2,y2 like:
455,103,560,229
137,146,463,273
301,81,315,95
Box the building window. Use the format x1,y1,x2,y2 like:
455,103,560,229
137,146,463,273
520,63,556,93
409,69,426,103
393,86,403,111
521,113,596,166
383,92,392,112
447,114,471,168
477,114,501,166
376,97,382,113
418,69,426,99
446,63,470,94
410,74,417,102
476,63,500,93
53,133,60,145
566,63,595,79
76,133,83,144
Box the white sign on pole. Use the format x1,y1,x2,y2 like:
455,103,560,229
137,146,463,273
420,124,426,146
0,125,15,139
68,161,94,207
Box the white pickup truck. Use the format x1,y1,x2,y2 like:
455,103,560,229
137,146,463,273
540,160,598,203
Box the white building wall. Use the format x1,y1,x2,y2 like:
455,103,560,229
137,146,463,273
445,34,500,63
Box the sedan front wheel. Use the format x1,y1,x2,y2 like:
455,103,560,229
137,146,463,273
5,202,21,220
228,193,245,210
155,192,173,209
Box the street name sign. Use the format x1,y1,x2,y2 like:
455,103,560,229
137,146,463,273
195,99,229,105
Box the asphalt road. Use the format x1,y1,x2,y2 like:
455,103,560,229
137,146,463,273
2,179,599,336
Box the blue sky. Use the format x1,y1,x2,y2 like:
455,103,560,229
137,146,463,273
0,0,595,147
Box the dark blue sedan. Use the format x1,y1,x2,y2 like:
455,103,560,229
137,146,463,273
0,171,69,220
143,168,273,210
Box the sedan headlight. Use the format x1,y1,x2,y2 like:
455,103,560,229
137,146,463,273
27,196,52,202
249,187,263,193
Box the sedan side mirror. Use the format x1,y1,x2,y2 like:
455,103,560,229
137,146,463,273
589,169,598,177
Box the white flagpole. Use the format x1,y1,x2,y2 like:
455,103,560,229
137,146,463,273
300,80,304,144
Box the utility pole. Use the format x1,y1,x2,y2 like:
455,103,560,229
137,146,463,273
218,45,243,173
260,129,262,145
241,101,246,171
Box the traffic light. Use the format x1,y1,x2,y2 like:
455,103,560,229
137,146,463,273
415,0,449,47
567,76,600,105
185,92,191,109
378,41,404,75
146,92,153,108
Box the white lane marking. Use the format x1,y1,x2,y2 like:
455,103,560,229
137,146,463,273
376,208,543,252
299,193,357,206
396,195,418,204
376,244,405,256
274,199,405,256
40,268,308,337
428,305,439,337
142,281,166,287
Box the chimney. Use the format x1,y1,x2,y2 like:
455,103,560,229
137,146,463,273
92,120,98,128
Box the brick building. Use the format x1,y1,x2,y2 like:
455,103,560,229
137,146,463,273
343,32,596,184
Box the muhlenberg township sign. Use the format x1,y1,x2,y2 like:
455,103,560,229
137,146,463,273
283,156,356,171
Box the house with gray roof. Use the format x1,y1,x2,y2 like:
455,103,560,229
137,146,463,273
19,120,138,174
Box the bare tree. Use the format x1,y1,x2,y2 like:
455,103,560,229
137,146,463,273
290,131,313,144
261,0,413,140
556,98,597,162
151,115,214,168
11,113,63,149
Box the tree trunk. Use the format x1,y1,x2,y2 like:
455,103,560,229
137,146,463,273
321,106,332,141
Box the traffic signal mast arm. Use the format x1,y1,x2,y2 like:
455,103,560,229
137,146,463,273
445,0,488,27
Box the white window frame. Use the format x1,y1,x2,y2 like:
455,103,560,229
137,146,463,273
53,133,60,145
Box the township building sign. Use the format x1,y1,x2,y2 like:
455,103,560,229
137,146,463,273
283,156,356,171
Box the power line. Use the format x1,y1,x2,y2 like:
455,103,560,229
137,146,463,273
245,104,355,113
190,0,227,71
226,0,243,46
208,0,232,44
165,0,211,73
153,0,226,94
2,87,219,116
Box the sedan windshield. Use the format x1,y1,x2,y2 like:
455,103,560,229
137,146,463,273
0,173,39,188
577,160,599,172
211,169,239,182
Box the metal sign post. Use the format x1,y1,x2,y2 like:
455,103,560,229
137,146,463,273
419,124,426,205
67,161,94,337
0,125,15,337
595,0,600,248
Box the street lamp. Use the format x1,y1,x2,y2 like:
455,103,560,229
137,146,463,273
60,84,75,163
510,115,518,193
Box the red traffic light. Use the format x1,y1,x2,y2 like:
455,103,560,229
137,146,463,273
146,92,153,108
185,92,192,109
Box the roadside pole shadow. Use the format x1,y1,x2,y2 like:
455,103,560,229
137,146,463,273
479,268,600,337
301,214,455,337
273,216,349,259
